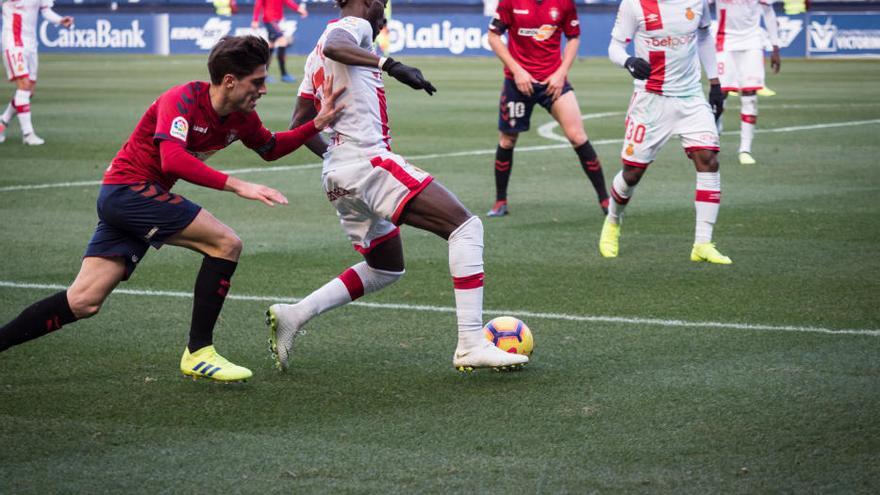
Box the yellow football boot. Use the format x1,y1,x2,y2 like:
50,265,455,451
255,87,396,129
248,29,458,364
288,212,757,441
757,87,776,97
599,217,621,258
180,345,253,382
738,152,757,165
690,242,733,265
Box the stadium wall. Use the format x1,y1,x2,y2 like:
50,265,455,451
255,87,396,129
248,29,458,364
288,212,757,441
28,9,880,58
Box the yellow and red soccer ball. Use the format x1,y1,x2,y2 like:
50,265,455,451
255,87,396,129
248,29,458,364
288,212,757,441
484,316,534,357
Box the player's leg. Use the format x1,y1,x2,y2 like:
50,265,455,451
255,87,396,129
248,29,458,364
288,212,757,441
678,97,731,264
735,49,764,164
0,257,125,353
161,208,253,380
18,50,42,145
400,182,528,370
600,91,668,258
548,88,609,214
276,34,295,83
267,230,405,370
489,79,534,217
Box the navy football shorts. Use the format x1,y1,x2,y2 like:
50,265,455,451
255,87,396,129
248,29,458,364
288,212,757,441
84,182,201,280
264,21,284,42
498,78,573,133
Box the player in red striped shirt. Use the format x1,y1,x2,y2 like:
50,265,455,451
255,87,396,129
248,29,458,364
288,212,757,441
602,0,731,264
0,36,345,381
252,0,308,83
486,0,609,218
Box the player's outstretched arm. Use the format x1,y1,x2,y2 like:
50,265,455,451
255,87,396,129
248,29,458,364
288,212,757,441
225,177,289,207
323,29,436,95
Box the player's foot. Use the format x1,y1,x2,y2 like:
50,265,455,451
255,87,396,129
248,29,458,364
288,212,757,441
738,151,756,165
266,303,306,371
22,133,44,146
757,87,776,97
453,341,528,372
180,345,253,382
690,242,732,265
486,200,508,217
598,217,620,258
280,73,297,83
0,120,6,143
728,90,740,97
600,198,609,215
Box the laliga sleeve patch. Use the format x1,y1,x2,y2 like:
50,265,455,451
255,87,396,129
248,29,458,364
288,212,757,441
170,116,189,142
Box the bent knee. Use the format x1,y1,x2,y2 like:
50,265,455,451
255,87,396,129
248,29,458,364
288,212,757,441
67,292,103,319
213,230,243,260
499,133,518,149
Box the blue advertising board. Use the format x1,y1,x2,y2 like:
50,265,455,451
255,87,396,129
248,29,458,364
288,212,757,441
30,10,878,58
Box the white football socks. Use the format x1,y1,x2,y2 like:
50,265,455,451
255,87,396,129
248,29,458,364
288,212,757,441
694,172,721,244
448,216,486,350
740,95,758,153
14,90,33,136
608,171,636,224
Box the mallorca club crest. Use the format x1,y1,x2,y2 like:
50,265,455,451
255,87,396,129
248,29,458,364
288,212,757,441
625,143,635,156
550,7,559,21
685,7,695,21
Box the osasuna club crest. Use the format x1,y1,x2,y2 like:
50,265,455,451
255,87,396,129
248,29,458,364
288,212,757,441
550,7,559,21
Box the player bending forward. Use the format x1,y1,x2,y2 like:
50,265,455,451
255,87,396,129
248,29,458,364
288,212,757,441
600,0,732,264
0,36,344,381
266,0,528,372
713,0,781,165
0,0,73,145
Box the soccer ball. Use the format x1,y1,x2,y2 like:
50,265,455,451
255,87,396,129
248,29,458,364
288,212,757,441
484,316,534,357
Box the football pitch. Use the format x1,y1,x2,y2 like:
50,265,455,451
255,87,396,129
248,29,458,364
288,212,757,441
1,54,878,493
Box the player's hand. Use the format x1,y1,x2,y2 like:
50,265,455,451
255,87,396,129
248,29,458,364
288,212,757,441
541,70,567,101
298,3,308,17
227,177,288,207
251,20,259,30
513,67,537,96
314,74,346,130
60,16,74,28
624,56,651,80
709,83,725,121
382,58,436,95
770,46,781,74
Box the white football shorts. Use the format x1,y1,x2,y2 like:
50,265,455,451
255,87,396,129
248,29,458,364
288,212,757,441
322,143,434,253
717,48,765,92
619,89,720,167
3,47,38,82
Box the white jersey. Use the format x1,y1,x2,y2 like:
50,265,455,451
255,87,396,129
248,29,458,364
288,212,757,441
714,0,773,51
298,17,391,154
611,0,712,97
2,0,57,49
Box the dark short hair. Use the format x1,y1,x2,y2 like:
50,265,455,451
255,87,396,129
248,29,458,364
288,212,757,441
207,36,270,84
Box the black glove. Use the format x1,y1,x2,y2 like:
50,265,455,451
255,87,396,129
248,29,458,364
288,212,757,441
624,56,651,80
708,83,725,121
381,58,437,95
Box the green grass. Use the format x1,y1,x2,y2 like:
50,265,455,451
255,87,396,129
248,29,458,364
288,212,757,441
1,54,879,493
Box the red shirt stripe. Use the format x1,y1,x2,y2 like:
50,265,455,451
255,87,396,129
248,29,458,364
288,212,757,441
646,51,666,94
716,9,727,52
13,13,23,47
639,0,663,31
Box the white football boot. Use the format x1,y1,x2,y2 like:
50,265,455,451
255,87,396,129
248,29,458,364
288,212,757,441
23,133,45,146
266,303,307,371
453,340,529,372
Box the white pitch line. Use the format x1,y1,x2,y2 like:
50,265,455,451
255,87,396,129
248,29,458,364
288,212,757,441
3,117,878,194
1,280,877,337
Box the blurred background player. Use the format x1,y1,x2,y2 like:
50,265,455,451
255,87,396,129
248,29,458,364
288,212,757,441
602,0,732,264
252,0,308,83
485,0,609,217
0,36,344,382
374,0,391,56
713,0,781,165
0,0,73,145
213,0,238,17
268,0,528,373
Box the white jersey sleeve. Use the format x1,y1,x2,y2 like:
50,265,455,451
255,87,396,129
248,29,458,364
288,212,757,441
39,0,64,25
610,0,638,44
